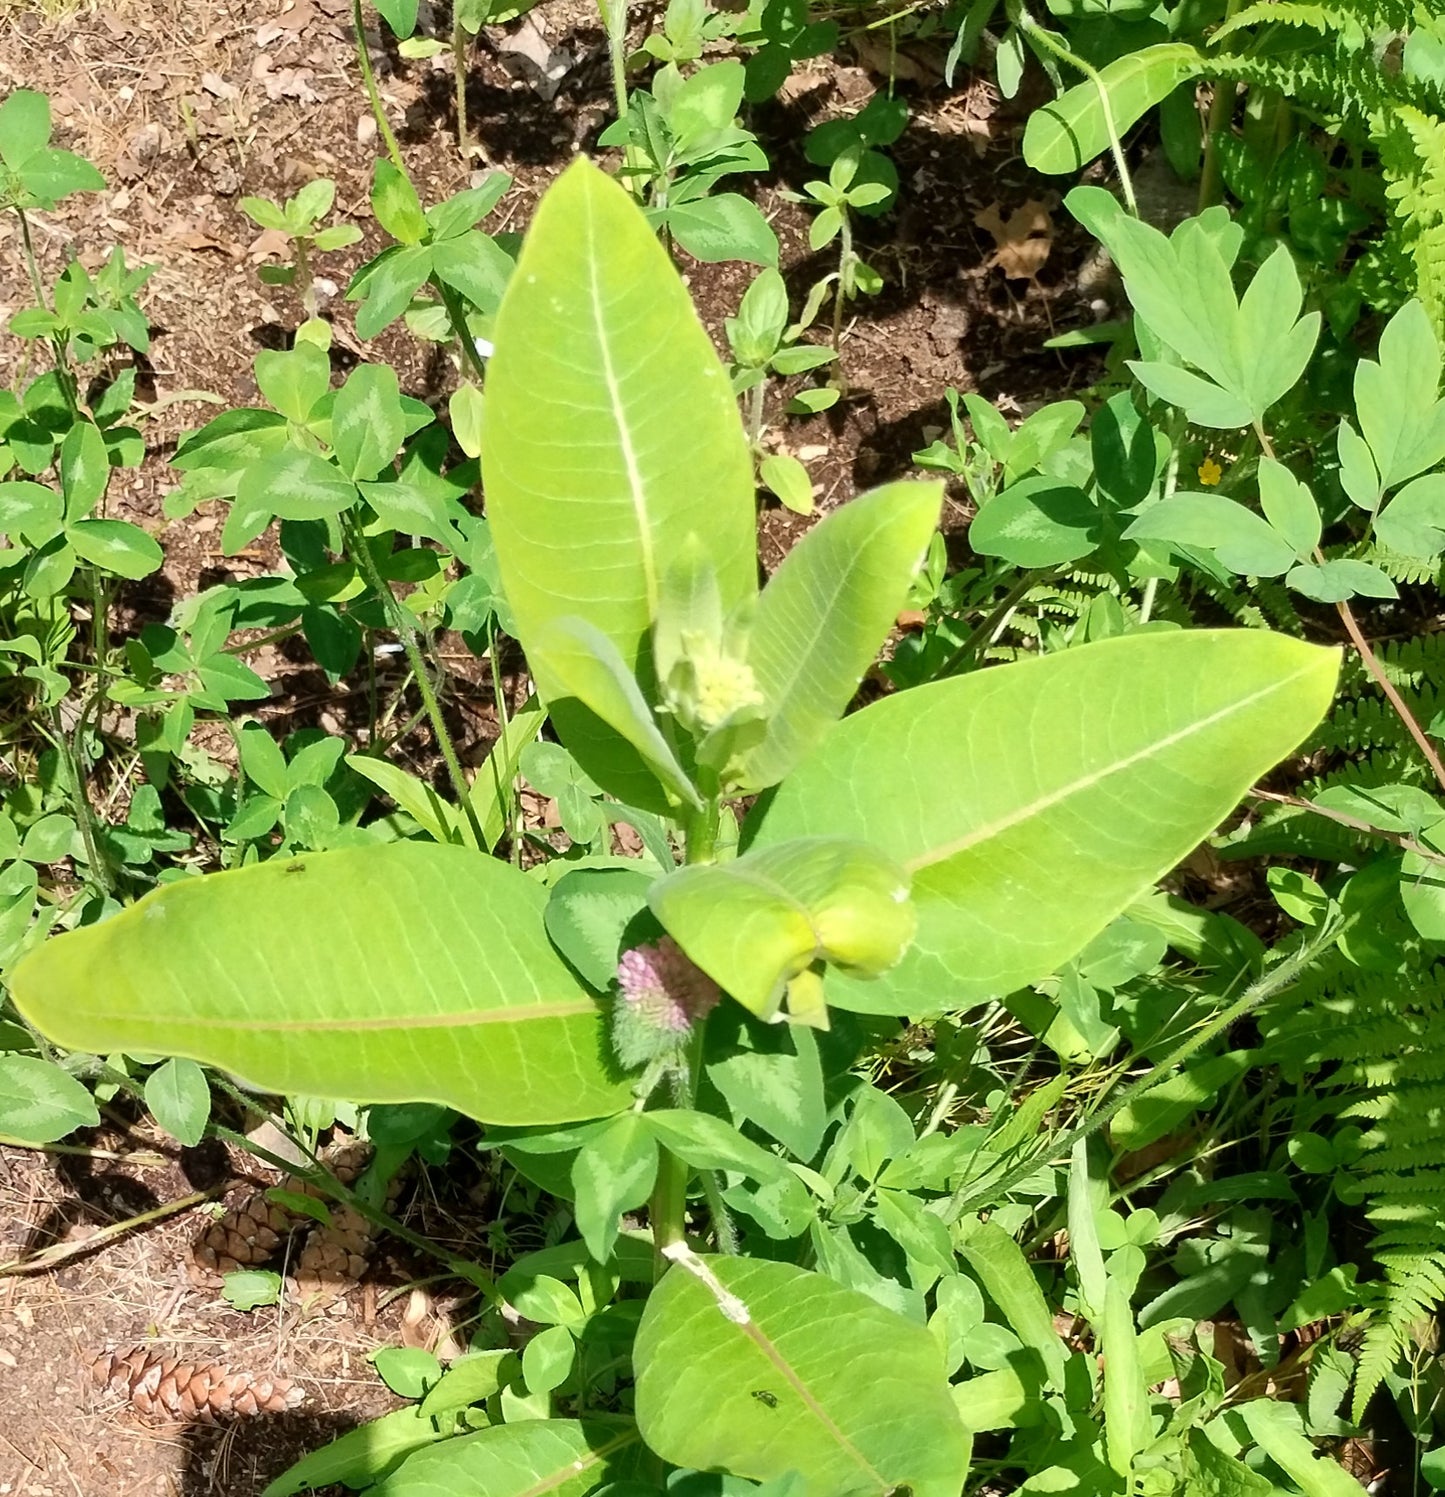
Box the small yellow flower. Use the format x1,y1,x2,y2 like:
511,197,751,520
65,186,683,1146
1198,457,1223,486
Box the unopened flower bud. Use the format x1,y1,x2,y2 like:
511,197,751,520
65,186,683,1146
612,937,720,1069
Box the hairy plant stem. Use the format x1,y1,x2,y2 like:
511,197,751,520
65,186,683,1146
16,206,47,307
16,207,82,413
602,0,629,127
453,17,472,158
346,516,486,846
832,214,853,390
747,376,767,455
1011,6,1137,216
944,914,1349,1220
430,274,490,382
1198,0,1246,210
295,238,316,319
48,707,111,897
483,616,523,861
648,798,737,1271
350,0,405,173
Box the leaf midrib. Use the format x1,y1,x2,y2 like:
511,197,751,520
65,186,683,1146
70,997,600,1035
584,186,657,618
904,663,1316,873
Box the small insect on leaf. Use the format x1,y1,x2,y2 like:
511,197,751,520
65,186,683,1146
285,859,307,874
751,1389,778,1408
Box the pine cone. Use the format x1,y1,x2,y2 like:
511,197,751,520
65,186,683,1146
291,1204,375,1315
90,1347,304,1423
189,1192,293,1286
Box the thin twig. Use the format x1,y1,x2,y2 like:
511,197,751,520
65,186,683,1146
0,1188,224,1276
1248,785,1445,866
1333,595,1445,795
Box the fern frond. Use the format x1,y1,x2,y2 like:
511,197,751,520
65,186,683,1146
1263,951,1445,1417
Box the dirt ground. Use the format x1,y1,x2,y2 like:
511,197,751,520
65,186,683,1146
0,0,1121,1488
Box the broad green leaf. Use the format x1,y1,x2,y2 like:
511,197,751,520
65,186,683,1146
650,838,915,1022
374,1346,443,1398
970,477,1102,566
0,479,62,537
373,0,418,34
11,843,631,1125
372,159,427,243
666,192,779,267
261,1407,448,1497
290,176,337,227
1004,399,1085,484
759,452,814,515
746,631,1338,1012
60,419,109,519
1375,472,1445,558
19,149,104,203
707,1012,827,1161
238,447,358,523
957,1222,1069,1390
1101,1279,1148,1479
0,89,51,169
531,616,702,809
1068,192,1316,425
67,519,164,579
635,1252,971,1497
255,344,331,424
345,753,467,846
643,1108,792,1183
1257,458,1320,556
450,383,485,459
741,481,941,792
1024,44,1205,174
333,364,407,481
1128,361,1252,429
1354,299,1445,493
143,1056,211,1146
482,158,755,802
418,1350,513,1420
1180,1431,1275,1496
1238,1402,1368,1497
352,244,434,339
1286,558,1397,602
172,407,290,474
523,1323,575,1393
240,723,291,799
572,1111,659,1261
0,1053,99,1142
430,230,515,312
1124,493,1298,576
359,478,464,550
371,1418,645,1497
223,1268,282,1310
1337,419,1380,511
544,865,655,992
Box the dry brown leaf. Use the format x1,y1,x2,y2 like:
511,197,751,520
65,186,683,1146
974,199,1053,281
247,227,293,265
200,71,240,101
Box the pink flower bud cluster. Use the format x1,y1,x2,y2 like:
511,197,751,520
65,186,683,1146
617,937,720,1036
